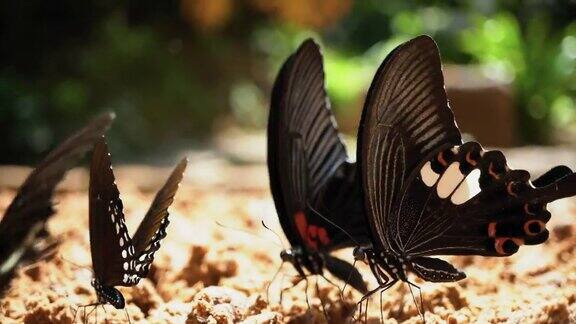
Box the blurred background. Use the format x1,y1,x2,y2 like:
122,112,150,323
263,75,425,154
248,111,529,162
1,0,575,165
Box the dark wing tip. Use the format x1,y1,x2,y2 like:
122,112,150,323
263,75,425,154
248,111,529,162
412,34,435,43
165,157,188,190
404,34,440,56
90,112,116,132
175,157,188,176
299,38,320,50
296,38,322,60
99,111,116,123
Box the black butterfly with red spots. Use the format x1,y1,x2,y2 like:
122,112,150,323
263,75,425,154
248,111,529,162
267,39,370,293
353,35,576,309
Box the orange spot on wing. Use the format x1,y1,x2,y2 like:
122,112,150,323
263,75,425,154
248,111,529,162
438,151,447,167
466,151,477,166
523,204,535,215
494,237,524,255
524,220,545,235
506,182,517,197
488,222,497,238
488,163,500,179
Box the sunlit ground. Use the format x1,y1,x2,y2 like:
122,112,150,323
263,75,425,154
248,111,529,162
1,133,575,323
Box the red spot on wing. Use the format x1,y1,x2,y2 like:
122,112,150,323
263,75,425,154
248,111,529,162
293,211,331,250
308,226,318,239
318,228,330,245
295,211,308,243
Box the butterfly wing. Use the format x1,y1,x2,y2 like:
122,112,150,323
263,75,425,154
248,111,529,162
324,254,368,293
0,112,115,271
357,35,461,254
399,143,576,258
268,39,365,251
358,36,576,282
314,161,371,249
89,139,136,287
131,158,187,277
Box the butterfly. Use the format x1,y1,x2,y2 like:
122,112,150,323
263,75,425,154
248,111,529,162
0,112,115,289
267,38,370,295
353,35,576,317
87,138,187,310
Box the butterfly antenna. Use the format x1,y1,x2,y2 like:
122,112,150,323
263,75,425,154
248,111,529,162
17,244,59,273
215,221,283,249
315,276,329,322
266,263,281,302
306,203,360,246
261,221,287,250
341,259,356,294
58,255,94,275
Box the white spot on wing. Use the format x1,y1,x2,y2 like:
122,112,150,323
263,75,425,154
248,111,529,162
420,161,440,187
437,162,464,199
451,169,482,204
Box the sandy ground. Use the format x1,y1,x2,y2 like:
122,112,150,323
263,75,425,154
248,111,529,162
0,146,576,323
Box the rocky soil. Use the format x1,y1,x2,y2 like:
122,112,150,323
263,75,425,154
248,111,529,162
0,148,575,323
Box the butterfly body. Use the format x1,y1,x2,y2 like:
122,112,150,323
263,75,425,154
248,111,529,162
280,246,325,278
91,278,125,309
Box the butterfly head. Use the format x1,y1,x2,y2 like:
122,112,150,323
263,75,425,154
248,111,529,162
280,248,296,263
91,278,125,309
352,246,369,263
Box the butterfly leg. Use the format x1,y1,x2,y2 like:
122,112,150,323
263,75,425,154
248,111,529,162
377,279,397,323
353,285,380,322
100,305,107,323
83,304,98,323
303,276,311,309
266,262,284,304
278,274,289,306
315,276,329,322
279,273,302,306
73,302,98,324
407,280,425,323
364,294,370,323
340,259,357,295
380,287,383,323
320,274,345,303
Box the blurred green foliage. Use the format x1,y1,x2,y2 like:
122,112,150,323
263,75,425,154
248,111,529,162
0,0,574,163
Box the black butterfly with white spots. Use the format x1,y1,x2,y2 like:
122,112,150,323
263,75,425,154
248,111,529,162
0,112,115,289
353,35,576,315
88,138,187,309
